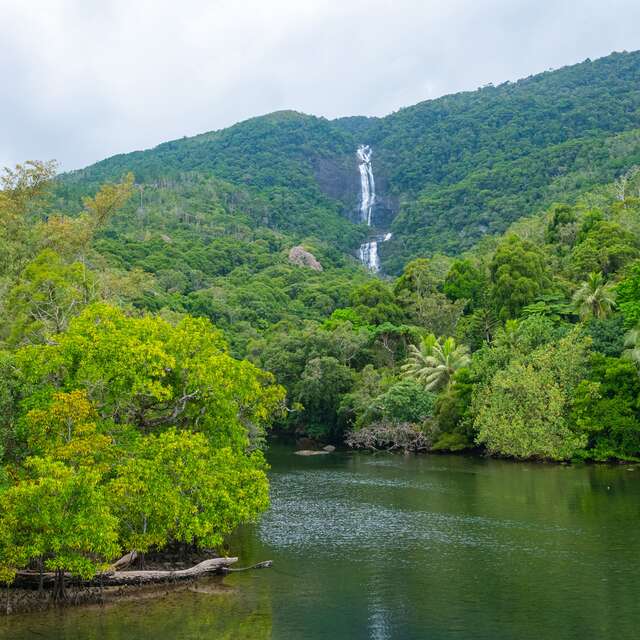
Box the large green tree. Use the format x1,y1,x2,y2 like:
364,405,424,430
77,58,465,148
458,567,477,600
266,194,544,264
474,331,590,460
489,235,551,320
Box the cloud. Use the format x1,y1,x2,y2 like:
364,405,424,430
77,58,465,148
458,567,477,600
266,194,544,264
1,0,640,170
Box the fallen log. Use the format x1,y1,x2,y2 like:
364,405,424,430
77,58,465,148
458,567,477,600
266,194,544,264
221,560,272,573
108,550,138,572
13,557,238,589
100,557,239,584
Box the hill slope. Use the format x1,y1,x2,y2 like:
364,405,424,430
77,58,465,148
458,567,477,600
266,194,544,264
58,50,640,273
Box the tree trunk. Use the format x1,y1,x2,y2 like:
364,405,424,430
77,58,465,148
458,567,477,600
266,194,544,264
38,557,44,594
53,568,66,601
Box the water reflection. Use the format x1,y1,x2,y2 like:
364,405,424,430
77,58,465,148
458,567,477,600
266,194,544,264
2,447,639,640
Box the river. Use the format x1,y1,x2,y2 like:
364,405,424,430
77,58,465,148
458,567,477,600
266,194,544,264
2,444,639,639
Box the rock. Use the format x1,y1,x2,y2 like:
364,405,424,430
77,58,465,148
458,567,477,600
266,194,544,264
294,450,330,456
322,445,336,452
288,246,323,271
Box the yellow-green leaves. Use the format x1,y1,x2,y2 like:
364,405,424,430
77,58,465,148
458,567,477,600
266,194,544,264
0,302,283,585
0,458,120,584
109,430,269,553
82,173,134,230
17,303,285,447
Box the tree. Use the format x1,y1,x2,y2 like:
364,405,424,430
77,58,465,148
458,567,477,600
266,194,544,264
474,363,585,460
17,303,285,450
82,173,135,230
443,259,487,310
350,280,404,325
571,355,640,460
394,258,439,298
584,315,625,357
474,331,590,460
377,379,435,424
22,390,117,469
545,203,577,247
108,430,269,557
571,221,639,277
297,356,355,438
616,261,640,327
572,272,616,320
622,324,640,369
1,302,283,587
489,235,551,320
0,457,119,597
395,258,466,334
432,367,475,451
0,161,57,286
5,250,97,344
402,335,470,392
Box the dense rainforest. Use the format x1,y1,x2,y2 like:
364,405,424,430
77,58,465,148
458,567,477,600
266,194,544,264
2,49,640,596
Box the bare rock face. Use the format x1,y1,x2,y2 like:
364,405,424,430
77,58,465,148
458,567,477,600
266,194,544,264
288,246,323,271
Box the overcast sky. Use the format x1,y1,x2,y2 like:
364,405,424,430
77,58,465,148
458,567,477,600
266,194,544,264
2,0,640,171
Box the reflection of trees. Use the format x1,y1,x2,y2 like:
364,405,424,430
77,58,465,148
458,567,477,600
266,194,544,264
3,578,272,640
345,452,640,638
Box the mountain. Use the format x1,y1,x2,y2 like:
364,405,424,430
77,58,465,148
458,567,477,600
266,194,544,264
57,50,640,274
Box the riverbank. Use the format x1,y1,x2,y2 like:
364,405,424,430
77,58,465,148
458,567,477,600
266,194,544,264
2,578,233,616
1,553,238,616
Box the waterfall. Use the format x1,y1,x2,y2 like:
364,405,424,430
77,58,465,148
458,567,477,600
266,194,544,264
356,145,390,272
359,239,379,271
357,144,376,225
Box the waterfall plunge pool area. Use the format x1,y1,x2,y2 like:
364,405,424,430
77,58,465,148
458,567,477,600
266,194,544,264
2,444,639,639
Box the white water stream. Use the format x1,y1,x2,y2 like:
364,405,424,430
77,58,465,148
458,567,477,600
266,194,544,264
357,145,391,272
357,145,376,225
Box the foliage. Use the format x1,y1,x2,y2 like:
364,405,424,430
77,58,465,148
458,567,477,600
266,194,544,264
474,331,590,460
0,458,119,585
402,335,471,392
617,260,640,327
109,430,269,553
443,259,487,310
572,272,617,320
16,303,285,450
490,235,551,320
571,355,640,461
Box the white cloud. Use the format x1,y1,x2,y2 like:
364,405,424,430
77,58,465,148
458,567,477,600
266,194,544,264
1,0,640,170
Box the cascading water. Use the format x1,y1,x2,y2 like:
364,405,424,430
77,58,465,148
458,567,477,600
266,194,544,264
357,144,376,225
356,145,391,272
359,240,379,270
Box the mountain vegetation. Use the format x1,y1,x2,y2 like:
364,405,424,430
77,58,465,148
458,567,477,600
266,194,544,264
58,50,640,273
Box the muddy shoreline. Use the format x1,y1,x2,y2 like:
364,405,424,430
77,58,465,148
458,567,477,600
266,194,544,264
2,574,234,616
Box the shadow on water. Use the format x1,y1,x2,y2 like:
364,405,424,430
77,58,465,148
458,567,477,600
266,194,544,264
2,444,639,639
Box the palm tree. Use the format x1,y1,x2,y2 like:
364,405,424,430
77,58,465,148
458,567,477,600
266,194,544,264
623,325,640,368
572,272,616,320
402,335,470,392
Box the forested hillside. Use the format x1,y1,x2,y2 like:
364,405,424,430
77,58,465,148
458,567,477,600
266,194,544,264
58,50,640,273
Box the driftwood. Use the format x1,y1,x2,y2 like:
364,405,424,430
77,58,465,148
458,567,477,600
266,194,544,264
100,557,238,584
221,560,272,573
108,550,138,572
13,557,238,589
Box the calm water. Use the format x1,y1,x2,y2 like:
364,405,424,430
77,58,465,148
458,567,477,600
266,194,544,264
2,445,640,639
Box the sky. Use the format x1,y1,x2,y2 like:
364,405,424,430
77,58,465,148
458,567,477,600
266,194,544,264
2,0,640,172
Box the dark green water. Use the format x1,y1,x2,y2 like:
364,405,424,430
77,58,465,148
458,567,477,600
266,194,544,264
2,446,640,639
